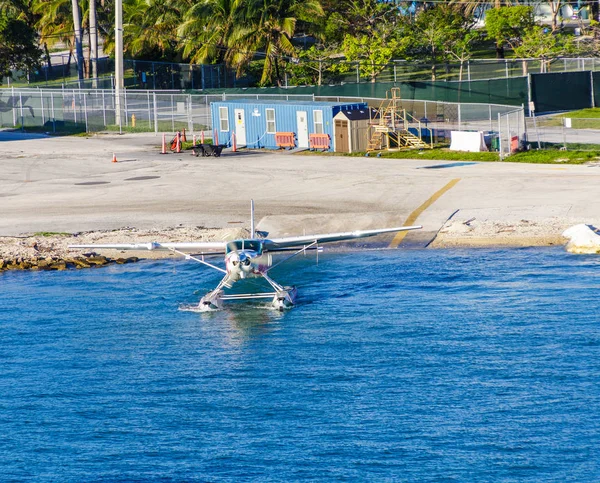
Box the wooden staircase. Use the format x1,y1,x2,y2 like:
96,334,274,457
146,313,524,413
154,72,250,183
366,87,431,153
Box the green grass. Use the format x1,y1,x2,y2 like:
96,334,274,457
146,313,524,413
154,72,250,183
33,231,71,237
556,108,600,118
508,150,600,164
359,149,499,161
303,146,600,164
538,108,600,129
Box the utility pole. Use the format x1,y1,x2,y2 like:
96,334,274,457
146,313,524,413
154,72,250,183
90,0,98,87
71,0,84,84
115,0,124,127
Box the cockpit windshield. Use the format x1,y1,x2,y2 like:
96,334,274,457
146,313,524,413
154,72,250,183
225,240,263,254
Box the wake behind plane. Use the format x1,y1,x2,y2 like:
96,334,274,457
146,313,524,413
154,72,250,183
70,201,421,311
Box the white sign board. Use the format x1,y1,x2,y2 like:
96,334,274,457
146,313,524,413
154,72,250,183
449,131,488,152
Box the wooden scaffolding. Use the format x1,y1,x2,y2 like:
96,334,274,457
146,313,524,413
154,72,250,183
366,88,431,152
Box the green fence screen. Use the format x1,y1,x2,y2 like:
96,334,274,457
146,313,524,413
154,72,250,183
531,72,593,113
198,77,528,107
594,72,600,108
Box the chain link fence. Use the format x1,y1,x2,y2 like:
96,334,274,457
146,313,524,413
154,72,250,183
4,57,600,90
4,87,600,153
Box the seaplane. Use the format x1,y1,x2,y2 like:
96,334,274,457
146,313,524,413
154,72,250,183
69,201,422,311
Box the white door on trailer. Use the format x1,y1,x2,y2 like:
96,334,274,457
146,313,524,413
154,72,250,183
296,111,309,148
234,109,246,146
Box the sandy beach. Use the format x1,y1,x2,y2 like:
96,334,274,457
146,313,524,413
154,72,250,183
2,131,599,262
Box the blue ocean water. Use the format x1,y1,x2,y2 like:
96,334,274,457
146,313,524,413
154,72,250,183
0,248,599,482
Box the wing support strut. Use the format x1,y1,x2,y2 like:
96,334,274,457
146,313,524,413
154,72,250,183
268,241,319,272
167,247,227,274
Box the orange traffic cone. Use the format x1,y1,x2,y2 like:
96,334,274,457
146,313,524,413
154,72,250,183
160,133,167,154
176,132,181,153
112,153,118,163
181,128,187,143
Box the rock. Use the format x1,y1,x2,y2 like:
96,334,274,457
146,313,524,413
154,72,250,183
86,255,109,266
562,224,600,254
36,259,51,269
18,260,31,270
50,260,67,271
115,257,139,264
70,258,91,269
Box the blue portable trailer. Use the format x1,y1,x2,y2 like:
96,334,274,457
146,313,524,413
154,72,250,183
210,99,369,151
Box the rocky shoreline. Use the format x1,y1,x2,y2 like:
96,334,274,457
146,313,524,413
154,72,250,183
0,254,139,272
0,218,586,273
0,226,249,273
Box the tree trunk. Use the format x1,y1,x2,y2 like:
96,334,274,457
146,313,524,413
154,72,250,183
90,0,98,86
71,0,85,83
274,57,281,87
551,0,561,31
318,60,322,86
496,42,505,59
44,43,52,75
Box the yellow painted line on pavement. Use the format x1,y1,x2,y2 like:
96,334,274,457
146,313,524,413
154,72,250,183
389,178,461,248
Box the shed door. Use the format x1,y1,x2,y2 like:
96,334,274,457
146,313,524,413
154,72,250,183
296,111,309,148
335,120,349,153
234,109,246,146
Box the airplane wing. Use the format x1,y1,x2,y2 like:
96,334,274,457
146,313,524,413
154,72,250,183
69,241,227,252
263,225,422,250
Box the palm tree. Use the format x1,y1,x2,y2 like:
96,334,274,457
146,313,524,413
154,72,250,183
228,0,324,85
34,0,77,71
123,0,186,58
178,0,240,65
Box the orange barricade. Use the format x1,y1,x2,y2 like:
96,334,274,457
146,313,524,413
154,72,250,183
510,135,519,153
275,132,296,149
309,133,330,151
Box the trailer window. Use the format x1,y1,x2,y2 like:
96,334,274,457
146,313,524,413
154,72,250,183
219,107,229,132
313,110,323,134
266,109,276,133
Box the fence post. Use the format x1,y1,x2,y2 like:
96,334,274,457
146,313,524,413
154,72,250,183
19,93,24,130
73,89,77,124
12,87,16,127
171,94,175,131
83,92,89,132
489,104,492,131
147,91,152,129
40,90,45,127
498,112,502,159
394,64,397,83
591,71,596,108
467,61,471,82
356,63,360,84
102,90,106,127
153,92,158,134
124,88,128,127
458,103,461,130
188,94,193,133
526,73,533,117
152,62,156,90
50,91,56,133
